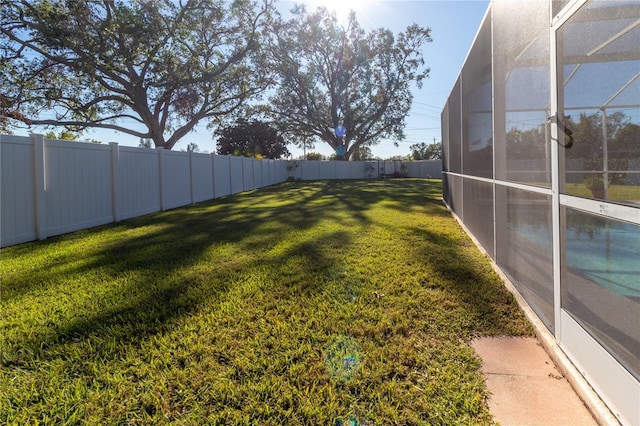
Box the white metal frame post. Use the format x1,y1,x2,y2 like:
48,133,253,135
551,1,640,423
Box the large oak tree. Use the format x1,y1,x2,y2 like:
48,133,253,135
1,0,274,149
266,7,431,160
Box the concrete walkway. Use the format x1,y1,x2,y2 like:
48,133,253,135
472,336,599,426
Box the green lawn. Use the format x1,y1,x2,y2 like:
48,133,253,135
1,179,532,425
564,182,640,205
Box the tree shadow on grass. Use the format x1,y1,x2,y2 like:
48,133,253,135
1,179,451,367
0,183,326,299
403,225,534,337
2,221,353,368
67,229,349,341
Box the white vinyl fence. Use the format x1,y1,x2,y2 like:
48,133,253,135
287,159,442,181
1,134,289,247
1,134,442,247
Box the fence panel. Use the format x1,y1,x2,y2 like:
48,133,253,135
191,153,214,203
117,147,161,220
213,155,231,198
161,150,191,210
335,161,350,179
253,158,263,189
274,160,285,182
267,159,275,186
230,156,244,194
0,135,37,247
405,160,442,178
287,161,301,180
301,161,321,180
241,157,254,191
349,161,368,179
318,162,336,180
425,160,443,178
262,160,271,187
404,161,418,177
381,161,396,176
44,140,113,237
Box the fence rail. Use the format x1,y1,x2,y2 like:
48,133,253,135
1,134,441,247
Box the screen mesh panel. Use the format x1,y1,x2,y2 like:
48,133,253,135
448,78,462,174
558,0,640,206
462,17,493,179
493,0,551,186
462,178,494,257
496,185,554,331
561,207,640,380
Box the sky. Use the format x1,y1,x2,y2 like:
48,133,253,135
14,0,490,159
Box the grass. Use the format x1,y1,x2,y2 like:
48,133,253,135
1,179,533,425
564,182,640,204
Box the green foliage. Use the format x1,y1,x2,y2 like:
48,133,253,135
608,122,640,185
351,146,374,161
305,152,326,161
216,119,290,159
583,174,604,190
0,180,532,423
506,111,639,187
565,111,637,172
1,0,275,149
583,174,605,198
43,129,102,143
138,138,153,149
409,142,442,160
267,7,432,160
505,125,546,159
43,130,78,141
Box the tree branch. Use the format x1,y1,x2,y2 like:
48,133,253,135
25,118,150,138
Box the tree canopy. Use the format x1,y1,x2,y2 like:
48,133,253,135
1,0,274,149
266,7,431,160
43,129,77,141
410,142,442,160
565,111,639,184
351,145,373,161
216,119,289,159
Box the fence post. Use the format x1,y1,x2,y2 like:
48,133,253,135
32,133,47,240
211,153,216,199
110,142,120,222
158,147,165,211
251,158,256,189
228,155,232,195
189,150,194,204
241,157,245,192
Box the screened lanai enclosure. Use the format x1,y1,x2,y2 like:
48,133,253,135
441,0,639,424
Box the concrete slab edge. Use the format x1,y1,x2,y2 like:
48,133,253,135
445,205,621,426
493,267,621,426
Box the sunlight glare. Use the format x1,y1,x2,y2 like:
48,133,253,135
305,0,373,23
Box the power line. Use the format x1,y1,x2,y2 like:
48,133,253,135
412,100,443,109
